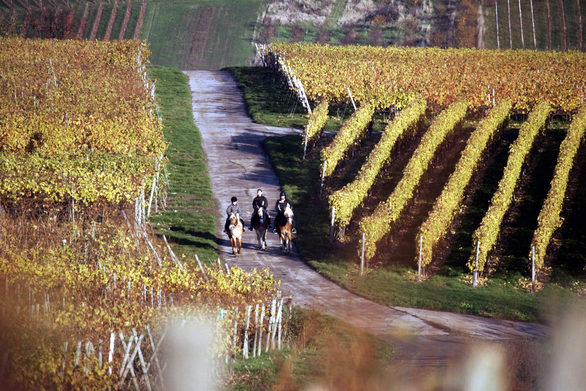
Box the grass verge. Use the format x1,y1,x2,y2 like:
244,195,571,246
148,66,218,265
226,308,393,391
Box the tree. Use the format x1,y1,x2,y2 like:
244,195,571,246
518,0,525,48
545,0,552,50
507,0,512,48
558,0,567,50
529,0,536,48
577,0,583,51
494,0,500,48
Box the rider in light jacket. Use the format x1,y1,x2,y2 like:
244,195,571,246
225,196,244,234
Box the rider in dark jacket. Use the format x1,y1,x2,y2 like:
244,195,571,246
275,191,296,233
250,188,270,231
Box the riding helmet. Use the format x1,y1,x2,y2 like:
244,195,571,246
280,191,286,197
231,196,237,202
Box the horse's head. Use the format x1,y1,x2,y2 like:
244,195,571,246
229,213,238,228
284,205,294,224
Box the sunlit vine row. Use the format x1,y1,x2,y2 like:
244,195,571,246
305,100,329,144
329,100,426,226
469,102,552,273
530,105,586,271
359,100,469,259
417,100,512,268
321,102,374,177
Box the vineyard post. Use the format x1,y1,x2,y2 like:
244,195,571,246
531,245,536,292
347,87,357,111
243,305,251,359
303,125,309,161
195,254,207,281
232,307,239,353
329,207,335,243
258,304,265,356
418,235,423,282
473,241,480,287
253,304,259,357
320,161,327,197
360,232,365,276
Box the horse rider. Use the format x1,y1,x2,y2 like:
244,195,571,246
275,191,296,234
250,188,270,231
225,196,245,234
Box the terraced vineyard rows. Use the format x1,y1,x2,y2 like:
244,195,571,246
268,43,586,282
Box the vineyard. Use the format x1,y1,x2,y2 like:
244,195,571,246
0,0,147,41
262,43,586,286
0,39,287,389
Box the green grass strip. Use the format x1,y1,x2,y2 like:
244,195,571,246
359,100,469,259
531,105,586,271
148,66,217,264
419,99,512,268
471,101,552,273
329,99,426,226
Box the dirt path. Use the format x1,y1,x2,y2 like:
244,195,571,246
186,70,546,372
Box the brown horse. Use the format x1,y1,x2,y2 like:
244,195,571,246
227,213,243,255
252,207,269,250
275,205,293,253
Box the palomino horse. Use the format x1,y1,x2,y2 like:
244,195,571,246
227,213,243,255
275,205,294,253
252,207,269,250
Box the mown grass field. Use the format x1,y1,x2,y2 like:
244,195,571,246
142,0,262,69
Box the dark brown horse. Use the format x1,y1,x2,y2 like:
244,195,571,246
275,205,293,253
251,207,269,250
227,213,243,255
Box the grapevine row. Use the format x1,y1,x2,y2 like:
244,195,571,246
304,100,329,144
321,102,374,177
417,100,513,268
359,100,469,259
268,43,586,113
329,100,426,226
469,102,552,273
530,105,586,271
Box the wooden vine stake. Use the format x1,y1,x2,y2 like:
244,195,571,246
347,87,357,111
473,241,480,287
320,161,327,197
303,125,309,161
195,254,207,281
329,207,335,243
360,232,366,276
531,245,536,293
417,235,423,282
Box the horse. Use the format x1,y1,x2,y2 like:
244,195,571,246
275,205,294,253
227,213,243,255
251,207,269,250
